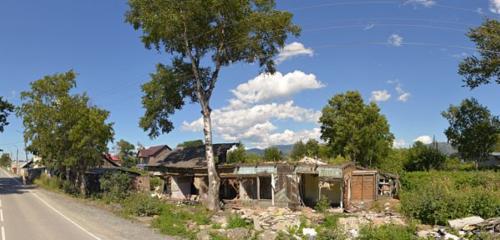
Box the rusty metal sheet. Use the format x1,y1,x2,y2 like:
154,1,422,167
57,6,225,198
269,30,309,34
295,165,316,173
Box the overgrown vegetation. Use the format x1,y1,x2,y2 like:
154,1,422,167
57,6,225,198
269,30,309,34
227,214,252,229
400,171,500,225
316,214,347,240
152,204,212,238
99,172,132,203
358,224,417,240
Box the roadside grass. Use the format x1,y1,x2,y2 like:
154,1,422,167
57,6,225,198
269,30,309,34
34,174,64,192
357,224,418,240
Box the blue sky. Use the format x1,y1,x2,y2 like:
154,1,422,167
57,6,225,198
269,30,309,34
1,0,499,157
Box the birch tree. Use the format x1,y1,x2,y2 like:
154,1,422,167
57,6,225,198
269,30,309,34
126,0,299,210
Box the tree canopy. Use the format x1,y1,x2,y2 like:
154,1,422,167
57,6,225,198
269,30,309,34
126,0,299,210
459,19,500,89
404,141,446,171
17,71,114,190
263,146,282,162
0,97,14,133
442,98,500,165
116,139,137,168
320,91,394,167
0,153,11,167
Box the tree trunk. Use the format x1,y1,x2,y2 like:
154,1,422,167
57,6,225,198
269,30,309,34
202,108,220,211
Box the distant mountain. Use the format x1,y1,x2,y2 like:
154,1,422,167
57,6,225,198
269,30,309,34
246,144,294,156
430,142,458,156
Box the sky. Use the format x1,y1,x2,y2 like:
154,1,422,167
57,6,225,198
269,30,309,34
1,0,499,158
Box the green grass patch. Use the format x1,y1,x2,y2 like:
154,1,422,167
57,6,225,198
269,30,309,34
358,224,417,240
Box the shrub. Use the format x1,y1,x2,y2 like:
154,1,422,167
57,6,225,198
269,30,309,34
121,193,163,217
149,176,163,191
34,174,63,191
400,171,500,225
152,204,212,238
315,195,330,213
358,224,417,240
227,214,252,229
316,214,347,240
99,172,132,203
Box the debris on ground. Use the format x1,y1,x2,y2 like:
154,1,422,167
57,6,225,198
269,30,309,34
417,217,499,240
448,216,484,230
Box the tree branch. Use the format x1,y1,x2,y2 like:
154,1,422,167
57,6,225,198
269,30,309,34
206,21,225,100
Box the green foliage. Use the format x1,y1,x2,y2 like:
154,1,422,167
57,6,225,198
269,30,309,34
263,147,282,162
358,224,417,240
99,172,132,203
116,139,137,168
126,0,300,138
495,134,500,152
227,214,252,229
404,141,446,171
442,98,500,165
400,171,500,225
121,193,164,217
150,176,163,191
17,71,114,189
34,174,63,192
290,139,321,160
0,154,12,167
177,139,204,148
290,141,307,160
244,153,263,164
316,214,347,240
320,91,394,167
443,157,475,171
325,155,350,165
152,204,211,238
0,97,14,133
227,143,246,163
315,195,330,212
459,19,500,89
376,148,408,175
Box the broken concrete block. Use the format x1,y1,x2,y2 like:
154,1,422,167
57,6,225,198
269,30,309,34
448,216,484,230
302,228,317,240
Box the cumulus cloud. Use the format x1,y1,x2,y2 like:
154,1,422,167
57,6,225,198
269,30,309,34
490,0,500,14
276,42,314,63
404,0,436,7
414,135,432,144
388,34,404,47
370,90,391,102
388,80,411,102
231,71,324,104
393,139,407,148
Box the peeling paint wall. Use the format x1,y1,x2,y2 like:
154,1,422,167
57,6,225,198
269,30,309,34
171,176,192,199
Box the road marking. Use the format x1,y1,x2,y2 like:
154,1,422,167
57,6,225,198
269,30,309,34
0,168,101,240
0,209,3,222
1,226,5,240
0,199,2,207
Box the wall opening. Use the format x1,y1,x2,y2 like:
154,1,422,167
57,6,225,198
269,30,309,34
259,176,272,200
239,178,258,199
220,178,238,200
171,176,193,199
300,174,319,207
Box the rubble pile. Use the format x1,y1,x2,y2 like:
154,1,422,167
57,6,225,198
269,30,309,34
233,207,303,232
417,216,499,239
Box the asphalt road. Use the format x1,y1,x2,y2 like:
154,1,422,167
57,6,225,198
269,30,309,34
0,169,169,240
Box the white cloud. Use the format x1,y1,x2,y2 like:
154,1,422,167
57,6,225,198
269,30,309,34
388,34,404,47
414,135,432,144
231,71,324,104
364,24,375,31
404,0,436,7
276,42,314,63
370,90,391,102
393,139,407,148
388,80,411,102
490,0,500,14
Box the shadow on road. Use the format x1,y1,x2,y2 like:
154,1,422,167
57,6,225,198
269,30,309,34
0,177,36,195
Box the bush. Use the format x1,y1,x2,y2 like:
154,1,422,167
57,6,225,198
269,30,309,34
121,193,163,217
99,172,132,203
315,195,330,213
152,204,212,238
358,224,417,240
400,171,500,225
316,214,347,240
34,174,63,191
149,176,163,191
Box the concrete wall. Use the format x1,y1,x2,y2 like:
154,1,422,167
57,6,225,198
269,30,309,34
171,176,192,199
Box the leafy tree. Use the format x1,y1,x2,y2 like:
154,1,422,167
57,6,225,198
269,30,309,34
126,0,299,210
320,91,394,167
376,148,408,175
404,141,446,171
290,140,306,160
263,147,282,162
0,97,14,133
495,134,500,152
305,139,320,157
227,143,246,163
442,98,500,167
0,153,12,167
459,19,500,89
116,139,137,168
17,71,114,194
177,139,204,148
